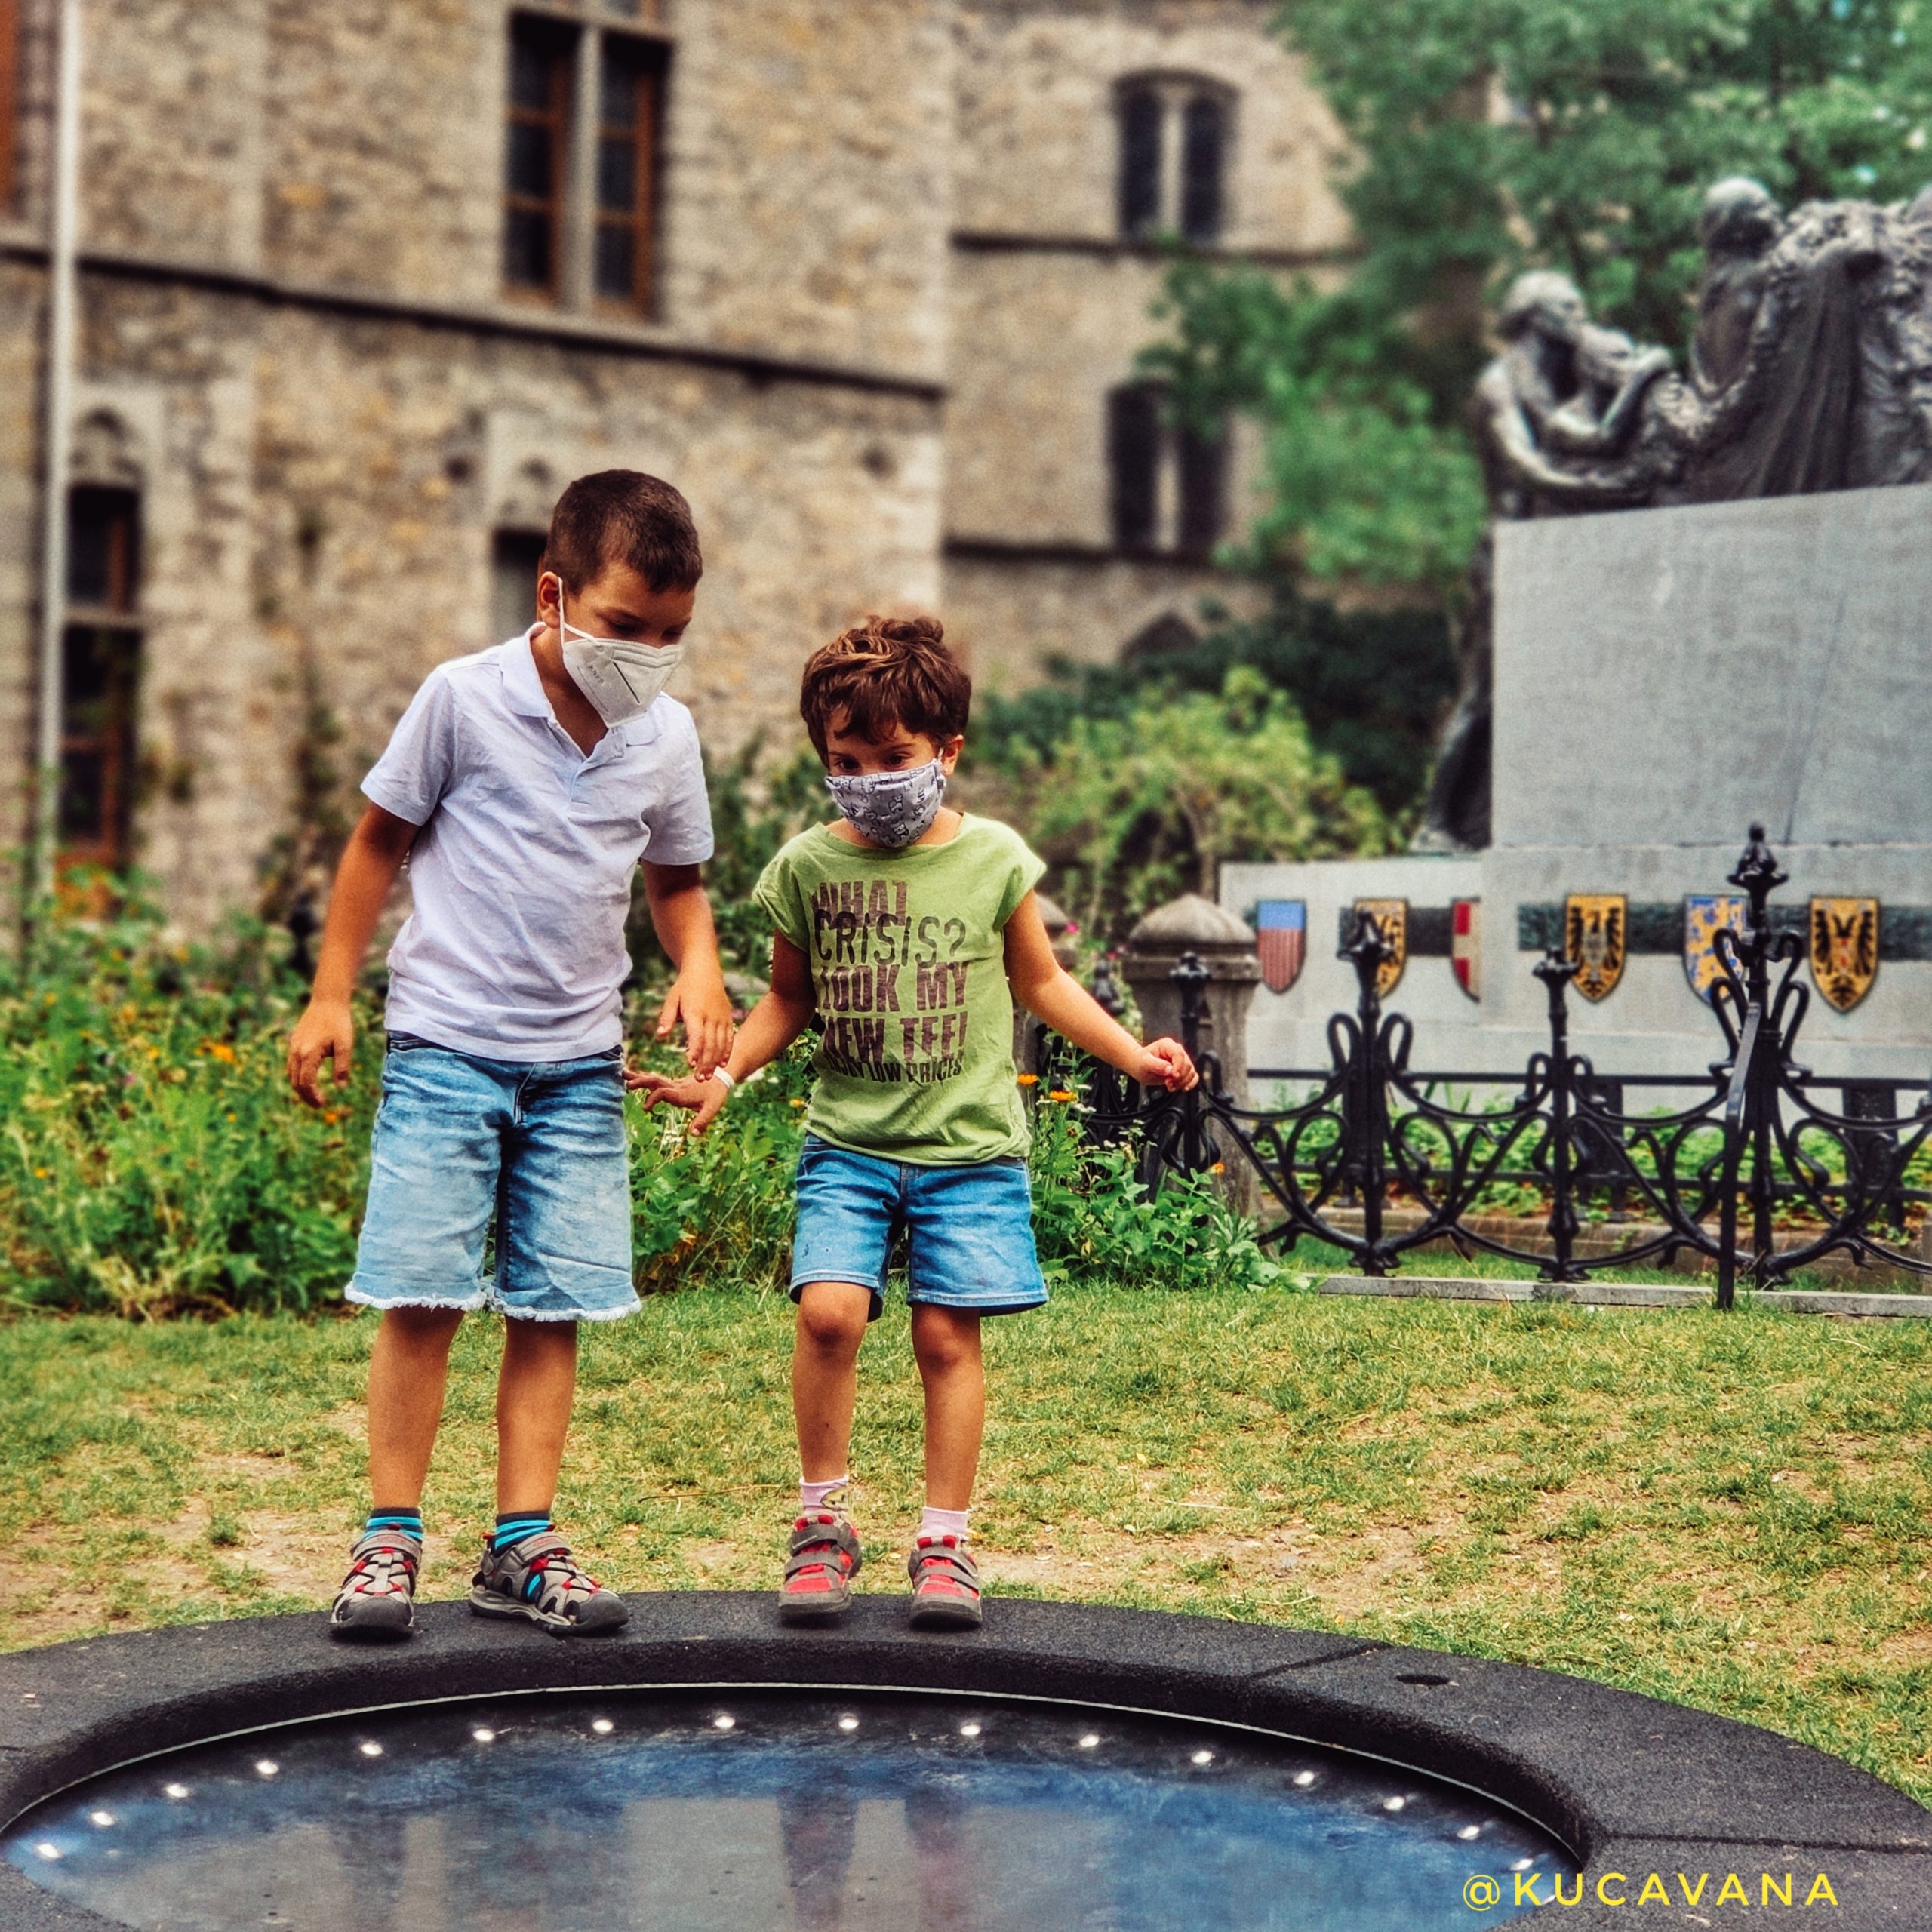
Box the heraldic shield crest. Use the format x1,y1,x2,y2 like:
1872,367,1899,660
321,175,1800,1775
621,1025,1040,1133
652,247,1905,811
1451,898,1481,1001
1564,894,1626,1003
1809,897,1880,1012
1352,898,1407,998
1254,900,1306,995
1683,894,1748,1005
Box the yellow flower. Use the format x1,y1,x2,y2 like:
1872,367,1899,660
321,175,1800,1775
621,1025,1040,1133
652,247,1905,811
202,1041,238,1064
1016,1073,1040,1088
1210,1161,1226,1175
789,1098,808,1109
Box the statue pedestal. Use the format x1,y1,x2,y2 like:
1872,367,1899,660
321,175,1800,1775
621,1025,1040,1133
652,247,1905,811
1229,486,1932,1080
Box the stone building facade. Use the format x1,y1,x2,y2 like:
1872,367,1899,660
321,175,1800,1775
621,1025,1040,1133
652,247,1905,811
0,0,1346,924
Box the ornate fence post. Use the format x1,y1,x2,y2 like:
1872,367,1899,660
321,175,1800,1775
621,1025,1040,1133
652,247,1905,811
1532,946,1582,1281
1338,909,1393,1269
1121,894,1262,1212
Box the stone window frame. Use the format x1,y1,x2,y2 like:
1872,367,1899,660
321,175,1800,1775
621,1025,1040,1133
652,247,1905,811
502,0,673,320
1113,72,1235,248
1106,380,1229,563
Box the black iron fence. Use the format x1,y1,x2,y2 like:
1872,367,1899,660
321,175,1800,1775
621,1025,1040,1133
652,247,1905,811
1054,827,1931,1307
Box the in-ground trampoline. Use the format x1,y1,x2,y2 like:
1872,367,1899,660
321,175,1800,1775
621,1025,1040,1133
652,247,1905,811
1,1595,1927,1932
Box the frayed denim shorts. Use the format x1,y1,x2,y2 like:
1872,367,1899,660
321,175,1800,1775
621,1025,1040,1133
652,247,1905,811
790,1134,1048,1322
345,1036,638,1324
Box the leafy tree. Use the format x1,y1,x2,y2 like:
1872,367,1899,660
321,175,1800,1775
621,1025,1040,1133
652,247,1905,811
969,668,1400,938
1153,0,1932,592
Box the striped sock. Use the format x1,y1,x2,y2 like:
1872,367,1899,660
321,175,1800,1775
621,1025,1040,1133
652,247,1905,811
493,1511,553,1553
364,1506,423,1543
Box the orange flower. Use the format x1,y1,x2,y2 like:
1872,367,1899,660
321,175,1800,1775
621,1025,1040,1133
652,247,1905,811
1210,1161,1226,1174
1048,1089,1077,1103
1016,1073,1040,1088
201,1041,238,1064
789,1098,808,1109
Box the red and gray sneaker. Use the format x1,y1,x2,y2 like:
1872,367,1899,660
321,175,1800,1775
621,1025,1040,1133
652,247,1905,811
328,1527,421,1641
907,1535,983,1630
779,1489,863,1623
468,1531,629,1637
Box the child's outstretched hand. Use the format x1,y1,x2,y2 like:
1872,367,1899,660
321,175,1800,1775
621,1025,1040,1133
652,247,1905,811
655,974,735,1078
1133,1037,1198,1092
628,1067,731,1136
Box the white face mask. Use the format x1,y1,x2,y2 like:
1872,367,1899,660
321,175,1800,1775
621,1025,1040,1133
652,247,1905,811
555,586,685,728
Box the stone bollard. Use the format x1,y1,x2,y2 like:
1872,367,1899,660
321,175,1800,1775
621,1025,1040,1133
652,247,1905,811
1121,894,1262,1213
1014,891,1080,1081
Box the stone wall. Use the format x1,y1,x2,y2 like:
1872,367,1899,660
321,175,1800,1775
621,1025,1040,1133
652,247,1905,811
2,0,1333,926
944,548,1261,693
49,282,941,928
953,0,1349,251
944,0,1344,681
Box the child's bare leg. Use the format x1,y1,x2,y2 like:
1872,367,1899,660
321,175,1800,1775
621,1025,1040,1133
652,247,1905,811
365,1306,465,1506
792,1282,872,1481
496,1318,580,1513
910,1306,984,1512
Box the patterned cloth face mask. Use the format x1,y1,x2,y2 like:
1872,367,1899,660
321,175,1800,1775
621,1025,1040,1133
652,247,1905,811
823,759,949,849
556,589,685,728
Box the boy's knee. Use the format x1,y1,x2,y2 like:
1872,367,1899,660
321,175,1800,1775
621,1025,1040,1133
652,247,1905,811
795,1284,870,1355
911,1307,981,1377
380,1305,464,1349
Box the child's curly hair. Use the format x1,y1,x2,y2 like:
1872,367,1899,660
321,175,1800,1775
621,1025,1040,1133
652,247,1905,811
799,614,971,757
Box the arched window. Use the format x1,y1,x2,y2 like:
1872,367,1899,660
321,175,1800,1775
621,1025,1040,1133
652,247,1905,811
1107,384,1229,560
1114,76,1233,245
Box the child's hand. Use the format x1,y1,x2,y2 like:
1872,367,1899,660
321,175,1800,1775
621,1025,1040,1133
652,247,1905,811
629,1068,732,1137
1134,1038,1198,1093
287,999,354,1109
655,974,736,1078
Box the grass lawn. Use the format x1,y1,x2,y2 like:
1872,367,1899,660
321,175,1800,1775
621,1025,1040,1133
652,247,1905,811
7,1284,1930,1807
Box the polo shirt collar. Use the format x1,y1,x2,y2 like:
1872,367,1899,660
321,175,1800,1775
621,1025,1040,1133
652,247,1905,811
506,628,663,749
504,629,554,720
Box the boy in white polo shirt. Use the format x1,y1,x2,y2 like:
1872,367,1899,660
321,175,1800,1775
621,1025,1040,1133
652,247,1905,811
287,470,733,1640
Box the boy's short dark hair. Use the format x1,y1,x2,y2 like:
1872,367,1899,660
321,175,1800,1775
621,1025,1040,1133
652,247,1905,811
542,470,703,595
799,615,971,756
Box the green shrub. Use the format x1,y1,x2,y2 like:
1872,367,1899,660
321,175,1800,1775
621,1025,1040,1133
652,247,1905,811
965,666,1399,939
0,896,374,1318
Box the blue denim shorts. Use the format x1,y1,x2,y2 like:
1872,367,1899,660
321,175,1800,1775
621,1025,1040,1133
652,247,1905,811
790,1135,1049,1321
345,1037,638,1323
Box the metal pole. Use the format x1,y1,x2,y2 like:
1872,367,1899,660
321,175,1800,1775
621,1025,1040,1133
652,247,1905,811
32,0,85,902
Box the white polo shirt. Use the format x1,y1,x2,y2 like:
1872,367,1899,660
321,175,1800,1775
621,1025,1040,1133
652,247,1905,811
361,632,714,1061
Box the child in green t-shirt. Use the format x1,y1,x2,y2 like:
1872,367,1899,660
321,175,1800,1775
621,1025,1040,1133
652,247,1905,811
637,614,1197,1628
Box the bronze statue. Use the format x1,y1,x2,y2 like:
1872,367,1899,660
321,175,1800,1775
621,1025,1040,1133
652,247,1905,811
1417,176,1932,851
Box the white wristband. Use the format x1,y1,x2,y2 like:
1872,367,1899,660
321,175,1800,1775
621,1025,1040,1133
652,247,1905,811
711,1066,737,1092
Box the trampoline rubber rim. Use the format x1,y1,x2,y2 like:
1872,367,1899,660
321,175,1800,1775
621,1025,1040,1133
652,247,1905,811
1,1592,1927,1931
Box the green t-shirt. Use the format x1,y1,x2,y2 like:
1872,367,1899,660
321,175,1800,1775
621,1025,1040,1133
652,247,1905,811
753,814,1048,1164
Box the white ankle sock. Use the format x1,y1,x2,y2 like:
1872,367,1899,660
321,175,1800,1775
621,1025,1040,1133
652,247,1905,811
800,1475,849,1512
919,1506,971,1542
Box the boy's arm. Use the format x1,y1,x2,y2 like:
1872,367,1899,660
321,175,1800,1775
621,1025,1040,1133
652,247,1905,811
1004,893,1198,1091
631,930,816,1134
286,804,420,1107
641,860,734,1078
